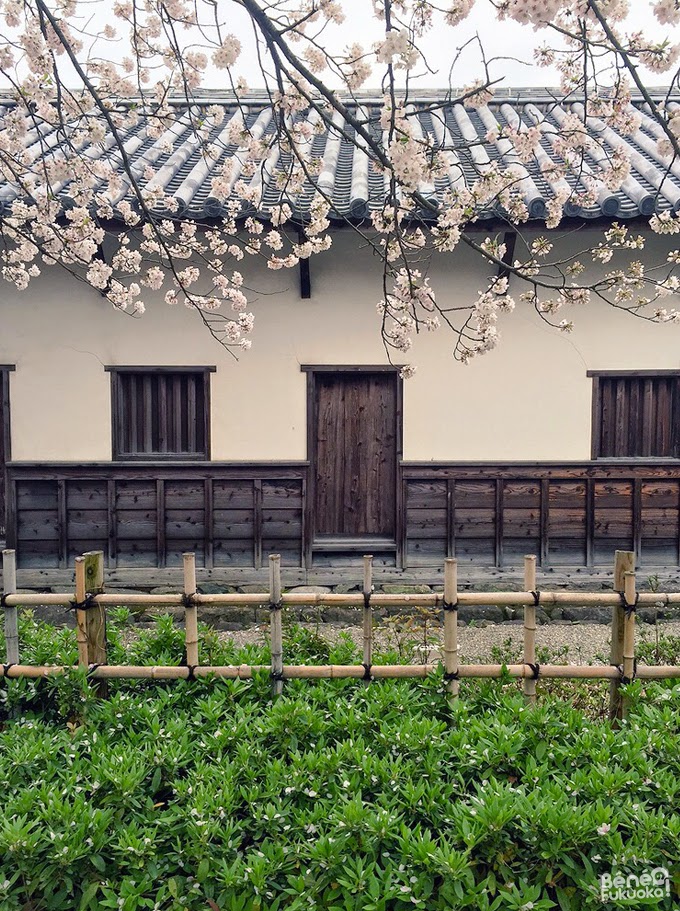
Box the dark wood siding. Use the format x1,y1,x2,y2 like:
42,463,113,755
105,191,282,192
109,368,213,459
7,464,306,570
312,372,398,537
8,460,680,573
591,372,680,458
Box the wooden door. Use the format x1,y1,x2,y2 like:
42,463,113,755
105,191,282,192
311,371,399,538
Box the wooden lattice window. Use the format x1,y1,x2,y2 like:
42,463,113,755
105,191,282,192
589,370,680,458
0,366,13,534
108,367,214,460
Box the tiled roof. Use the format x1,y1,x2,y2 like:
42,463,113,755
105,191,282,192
1,91,679,224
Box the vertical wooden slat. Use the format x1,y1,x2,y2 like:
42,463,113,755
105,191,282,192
128,374,138,454
158,374,168,454
187,374,197,454
642,378,654,458
143,375,153,453
156,480,166,569
400,477,409,570
57,479,67,569
610,550,634,721
523,555,537,705
300,476,308,569
585,478,595,567
495,479,504,568
633,477,642,562
253,480,263,570
591,376,602,458
614,378,628,456
269,554,283,697
173,375,183,453
201,371,210,458
673,377,680,459
5,476,16,550
540,478,550,566
2,549,18,664
107,479,117,569
204,478,214,570
446,479,455,559
443,558,459,702
183,552,199,669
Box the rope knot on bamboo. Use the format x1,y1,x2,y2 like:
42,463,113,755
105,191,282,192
619,591,640,615
2,663,15,677
527,663,540,680
362,663,372,681
87,663,100,678
443,599,458,611
530,590,541,606
443,670,459,681
181,592,197,610
271,669,284,682
0,592,12,608
363,591,371,611
185,665,197,681
69,593,97,612
620,658,638,686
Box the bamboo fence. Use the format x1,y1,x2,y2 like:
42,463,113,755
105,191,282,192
2,548,680,719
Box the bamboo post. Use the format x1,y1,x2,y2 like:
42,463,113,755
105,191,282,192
523,555,537,705
269,554,283,697
362,555,373,682
74,557,89,668
622,569,637,720
2,549,19,665
610,550,634,721
82,551,108,697
183,552,199,670
443,558,459,701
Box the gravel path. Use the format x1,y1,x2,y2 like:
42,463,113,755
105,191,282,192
210,619,680,664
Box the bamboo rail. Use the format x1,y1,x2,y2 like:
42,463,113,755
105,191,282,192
2,549,680,699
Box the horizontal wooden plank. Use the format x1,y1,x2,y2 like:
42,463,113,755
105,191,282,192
17,512,59,541
16,482,58,510
164,481,206,509
116,510,157,539
454,508,495,537
548,510,586,537
502,482,540,507
115,483,157,510
66,482,107,510
549,481,586,507
262,482,303,507
641,481,680,508
454,482,496,507
212,481,254,509
503,509,539,533
406,481,447,508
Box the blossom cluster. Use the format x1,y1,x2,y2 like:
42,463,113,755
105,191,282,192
0,0,678,368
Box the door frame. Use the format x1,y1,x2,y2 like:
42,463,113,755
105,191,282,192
302,365,404,567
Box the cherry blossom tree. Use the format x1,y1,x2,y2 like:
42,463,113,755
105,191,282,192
1,0,680,371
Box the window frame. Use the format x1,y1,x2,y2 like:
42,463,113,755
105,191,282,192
106,366,215,461
588,369,680,460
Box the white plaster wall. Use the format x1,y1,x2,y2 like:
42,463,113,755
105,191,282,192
2,227,679,462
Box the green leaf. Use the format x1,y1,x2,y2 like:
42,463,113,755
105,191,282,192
78,882,100,911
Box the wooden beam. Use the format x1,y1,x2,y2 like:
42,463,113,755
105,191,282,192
497,231,517,281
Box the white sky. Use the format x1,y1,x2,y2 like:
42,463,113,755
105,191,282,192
204,2,676,92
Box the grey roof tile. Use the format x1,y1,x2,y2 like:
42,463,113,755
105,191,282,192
1,92,679,224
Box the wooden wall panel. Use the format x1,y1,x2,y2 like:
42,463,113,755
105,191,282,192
8,461,680,572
